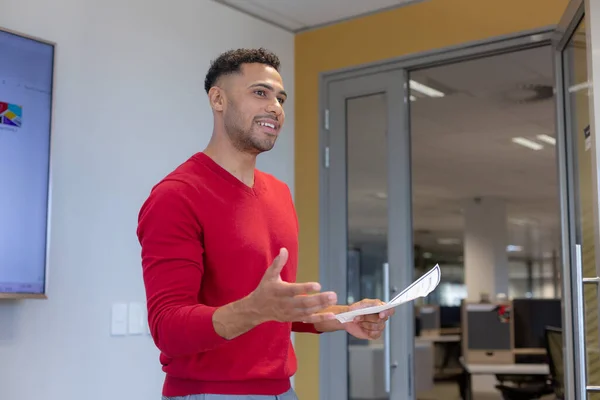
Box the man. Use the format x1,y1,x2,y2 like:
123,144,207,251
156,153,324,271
137,48,394,400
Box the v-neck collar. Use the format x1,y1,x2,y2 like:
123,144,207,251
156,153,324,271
193,152,264,197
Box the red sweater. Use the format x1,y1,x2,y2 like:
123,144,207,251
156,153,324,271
137,152,318,397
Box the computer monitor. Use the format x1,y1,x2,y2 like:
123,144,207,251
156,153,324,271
440,305,461,328
418,305,440,335
512,298,562,350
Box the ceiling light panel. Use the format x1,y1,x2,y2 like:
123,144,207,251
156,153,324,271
536,134,556,145
410,80,445,97
437,238,461,245
511,137,544,150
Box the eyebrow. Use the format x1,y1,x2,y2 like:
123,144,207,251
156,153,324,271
250,83,287,99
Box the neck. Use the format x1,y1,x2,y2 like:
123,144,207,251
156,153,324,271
203,129,257,187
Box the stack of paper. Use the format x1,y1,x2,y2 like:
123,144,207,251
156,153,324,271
334,264,441,323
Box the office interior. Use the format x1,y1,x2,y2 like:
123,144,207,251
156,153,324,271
343,45,564,400
1,0,599,400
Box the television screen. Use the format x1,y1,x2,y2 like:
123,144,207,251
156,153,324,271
0,27,54,297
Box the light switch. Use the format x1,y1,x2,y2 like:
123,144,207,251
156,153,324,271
145,309,151,335
111,303,128,336
128,302,146,335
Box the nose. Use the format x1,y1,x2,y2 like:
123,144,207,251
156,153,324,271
266,99,283,117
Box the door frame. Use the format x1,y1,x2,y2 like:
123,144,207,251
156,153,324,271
318,27,560,400
322,69,412,400
554,0,590,398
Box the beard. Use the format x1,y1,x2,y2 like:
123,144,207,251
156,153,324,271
223,99,277,154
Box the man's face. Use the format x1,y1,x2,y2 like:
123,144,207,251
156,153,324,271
217,63,287,154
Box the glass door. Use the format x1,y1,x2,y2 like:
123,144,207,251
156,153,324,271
555,0,600,398
320,69,414,400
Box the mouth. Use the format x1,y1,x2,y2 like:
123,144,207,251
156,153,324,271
256,119,279,135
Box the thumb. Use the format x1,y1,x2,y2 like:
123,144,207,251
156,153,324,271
265,248,288,280
350,298,383,310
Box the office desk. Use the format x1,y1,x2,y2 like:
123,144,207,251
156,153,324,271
416,334,460,343
460,358,549,400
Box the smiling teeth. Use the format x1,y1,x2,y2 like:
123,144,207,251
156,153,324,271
259,122,275,129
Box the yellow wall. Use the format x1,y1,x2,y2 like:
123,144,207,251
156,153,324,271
293,0,569,398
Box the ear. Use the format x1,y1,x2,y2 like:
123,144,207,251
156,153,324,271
208,86,225,112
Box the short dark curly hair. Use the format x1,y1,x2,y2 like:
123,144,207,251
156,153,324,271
204,48,281,94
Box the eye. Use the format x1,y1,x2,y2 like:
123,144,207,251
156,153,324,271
278,97,286,105
254,90,266,97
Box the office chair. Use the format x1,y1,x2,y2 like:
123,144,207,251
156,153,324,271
495,378,554,400
544,326,564,399
494,327,556,400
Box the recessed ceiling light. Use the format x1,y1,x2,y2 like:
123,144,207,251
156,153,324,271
507,245,523,252
568,81,591,93
373,192,388,200
410,95,417,102
409,80,445,98
437,238,461,245
537,134,556,145
509,218,526,226
512,137,543,151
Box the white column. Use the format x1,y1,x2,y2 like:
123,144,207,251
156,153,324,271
463,197,509,302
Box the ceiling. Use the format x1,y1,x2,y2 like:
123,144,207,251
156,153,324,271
213,0,423,32
347,45,562,261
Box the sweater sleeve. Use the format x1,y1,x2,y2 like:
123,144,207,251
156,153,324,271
292,322,322,334
137,179,229,357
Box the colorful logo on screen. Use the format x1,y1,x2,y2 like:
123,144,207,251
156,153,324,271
0,101,22,128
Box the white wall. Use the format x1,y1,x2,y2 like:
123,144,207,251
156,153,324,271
0,1,294,399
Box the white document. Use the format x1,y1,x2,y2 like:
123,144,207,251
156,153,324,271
334,264,441,324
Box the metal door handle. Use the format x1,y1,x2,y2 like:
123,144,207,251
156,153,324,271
383,262,391,393
574,245,587,399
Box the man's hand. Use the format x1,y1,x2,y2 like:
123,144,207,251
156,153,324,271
344,299,395,340
248,247,338,324
213,248,337,340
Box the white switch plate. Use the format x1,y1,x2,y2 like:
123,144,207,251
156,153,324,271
111,303,128,336
145,309,151,335
128,302,145,335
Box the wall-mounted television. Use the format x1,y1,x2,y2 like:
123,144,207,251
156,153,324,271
0,27,54,299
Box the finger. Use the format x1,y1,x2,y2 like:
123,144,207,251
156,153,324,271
369,331,383,340
291,293,337,318
264,248,288,279
295,291,337,309
278,281,322,296
358,321,385,331
302,312,337,324
362,314,387,323
349,299,384,311
360,299,384,307
348,300,365,311
379,309,395,318
298,302,335,317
